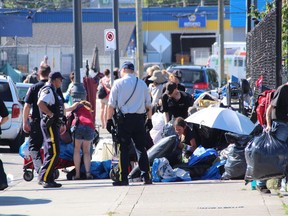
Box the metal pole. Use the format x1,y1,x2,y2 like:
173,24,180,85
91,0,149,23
275,0,282,87
218,0,225,85
113,0,119,68
110,50,114,86
246,0,251,33
71,0,86,102
136,0,144,78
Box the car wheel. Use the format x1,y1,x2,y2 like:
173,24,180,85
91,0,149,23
10,129,25,153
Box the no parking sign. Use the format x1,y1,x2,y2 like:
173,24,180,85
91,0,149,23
104,29,116,51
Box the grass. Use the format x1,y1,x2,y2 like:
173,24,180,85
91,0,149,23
266,178,280,190
283,202,288,215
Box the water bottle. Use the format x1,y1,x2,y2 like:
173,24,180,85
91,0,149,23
251,180,256,190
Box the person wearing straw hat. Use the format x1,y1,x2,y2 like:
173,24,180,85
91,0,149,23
148,70,167,114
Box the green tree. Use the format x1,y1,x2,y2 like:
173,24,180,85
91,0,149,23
1,0,74,9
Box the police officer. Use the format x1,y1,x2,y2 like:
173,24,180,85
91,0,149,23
23,65,51,174
0,97,9,190
106,61,153,186
37,71,66,188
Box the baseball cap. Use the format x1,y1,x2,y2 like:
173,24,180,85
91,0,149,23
172,70,182,81
166,82,177,95
121,61,134,71
49,71,65,80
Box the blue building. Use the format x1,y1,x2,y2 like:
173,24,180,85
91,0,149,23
1,0,269,71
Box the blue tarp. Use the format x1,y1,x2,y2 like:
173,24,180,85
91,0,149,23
188,145,218,166
0,63,24,83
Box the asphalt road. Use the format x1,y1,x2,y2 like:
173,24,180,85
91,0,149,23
0,145,23,186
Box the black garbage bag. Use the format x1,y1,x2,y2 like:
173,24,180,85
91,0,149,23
222,146,247,180
222,133,253,180
245,132,288,180
128,135,177,179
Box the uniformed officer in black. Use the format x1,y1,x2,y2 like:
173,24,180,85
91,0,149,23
23,65,51,174
0,97,9,190
37,71,66,188
106,61,153,186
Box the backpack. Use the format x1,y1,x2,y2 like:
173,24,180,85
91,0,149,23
60,104,83,144
255,89,276,126
27,72,38,84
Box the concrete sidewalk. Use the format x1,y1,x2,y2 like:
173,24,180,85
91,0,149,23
0,175,288,216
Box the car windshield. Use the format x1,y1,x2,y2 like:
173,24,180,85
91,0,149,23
180,69,205,84
0,81,13,101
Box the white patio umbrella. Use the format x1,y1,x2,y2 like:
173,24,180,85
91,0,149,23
185,107,255,135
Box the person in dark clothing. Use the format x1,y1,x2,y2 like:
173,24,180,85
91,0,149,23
0,98,9,190
37,71,66,188
23,65,51,174
24,67,39,84
0,98,9,128
265,84,288,140
174,117,198,158
256,83,288,194
162,82,194,124
106,61,153,186
113,67,119,80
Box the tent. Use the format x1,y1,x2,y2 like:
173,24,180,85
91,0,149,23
0,63,24,83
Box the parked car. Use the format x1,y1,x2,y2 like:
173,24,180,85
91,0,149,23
16,83,33,137
166,65,219,95
0,74,25,152
16,82,33,104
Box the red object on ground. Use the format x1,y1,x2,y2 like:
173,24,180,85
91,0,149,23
83,76,98,122
23,149,74,171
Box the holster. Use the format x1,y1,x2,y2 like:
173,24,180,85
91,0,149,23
116,109,125,124
43,115,55,128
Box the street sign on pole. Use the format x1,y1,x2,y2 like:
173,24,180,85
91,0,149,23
151,33,171,54
104,29,116,51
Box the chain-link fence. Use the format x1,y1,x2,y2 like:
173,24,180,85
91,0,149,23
0,45,74,75
246,9,278,96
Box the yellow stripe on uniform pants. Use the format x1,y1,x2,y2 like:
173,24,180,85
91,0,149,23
118,144,123,181
43,126,57,182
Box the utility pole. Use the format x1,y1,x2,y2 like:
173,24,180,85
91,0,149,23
136,0,144,78
113,0,119,68
71,0,86,101
218,0,224,86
